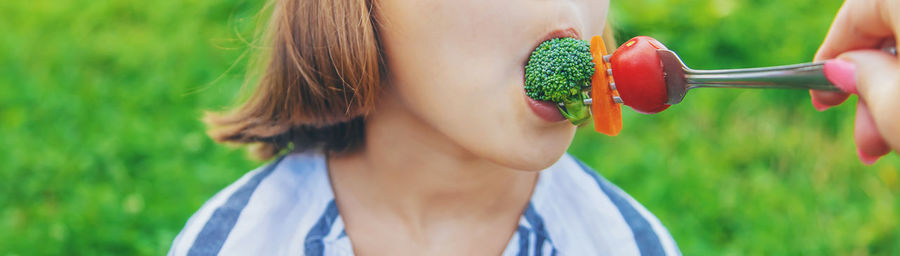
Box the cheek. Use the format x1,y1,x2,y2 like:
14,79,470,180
387,65,577,170
388,54,577,170
377,0,589,170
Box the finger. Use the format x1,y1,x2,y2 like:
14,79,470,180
814,0,898,61
854,100,891,164
809,90,849,111
840,49,900,152
809,59,854,111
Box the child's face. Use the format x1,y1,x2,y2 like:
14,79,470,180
378,0,609,170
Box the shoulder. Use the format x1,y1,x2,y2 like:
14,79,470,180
168,152,338,256
529,154,681,256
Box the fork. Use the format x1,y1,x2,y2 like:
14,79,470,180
653,46,898,105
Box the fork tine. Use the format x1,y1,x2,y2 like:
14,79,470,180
612,96,623,103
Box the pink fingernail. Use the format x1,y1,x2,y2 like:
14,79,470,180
857,148,881,165
824,59,858,94
810,92,830,111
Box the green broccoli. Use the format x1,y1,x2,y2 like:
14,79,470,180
524,38,595,125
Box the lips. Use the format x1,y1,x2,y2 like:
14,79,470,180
532,28,581,53
525,95,567,122
523,28,582,123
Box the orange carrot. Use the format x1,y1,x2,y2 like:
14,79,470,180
590,36,623,136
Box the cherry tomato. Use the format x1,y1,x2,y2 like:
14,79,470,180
609,36,670,114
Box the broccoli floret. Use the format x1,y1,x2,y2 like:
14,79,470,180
524,38,595,125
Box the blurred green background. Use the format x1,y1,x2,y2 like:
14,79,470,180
2,0,898,254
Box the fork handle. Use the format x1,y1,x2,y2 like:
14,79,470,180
685,61,841,91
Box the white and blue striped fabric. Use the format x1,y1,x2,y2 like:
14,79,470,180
169,152,681,256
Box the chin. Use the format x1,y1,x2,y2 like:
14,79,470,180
490,129,576,172
499,148,569,172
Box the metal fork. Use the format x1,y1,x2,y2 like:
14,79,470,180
657,46,897,105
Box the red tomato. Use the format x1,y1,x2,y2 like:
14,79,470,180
609,36,670,114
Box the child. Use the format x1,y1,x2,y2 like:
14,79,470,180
169,0,682,255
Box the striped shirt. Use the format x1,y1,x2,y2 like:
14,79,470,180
169,152,681,256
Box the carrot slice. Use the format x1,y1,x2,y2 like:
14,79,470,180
590,36,623,136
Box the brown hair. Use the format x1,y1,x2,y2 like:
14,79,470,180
206,0,617,160
205,0,383,160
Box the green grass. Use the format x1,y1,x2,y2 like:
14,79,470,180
2,0,898,255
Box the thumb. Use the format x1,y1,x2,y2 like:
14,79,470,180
854,100,890,164
834,49,900,154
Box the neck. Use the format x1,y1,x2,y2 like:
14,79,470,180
328,93,538,230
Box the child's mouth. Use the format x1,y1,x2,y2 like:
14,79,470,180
522,28,586,124
525,95,566,122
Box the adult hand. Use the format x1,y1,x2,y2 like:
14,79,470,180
810,0,899,164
